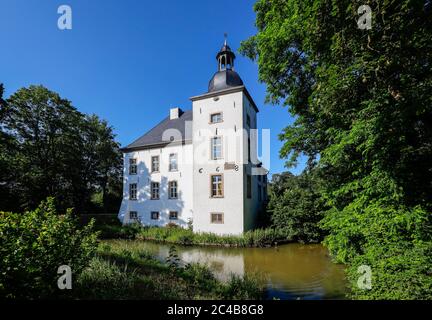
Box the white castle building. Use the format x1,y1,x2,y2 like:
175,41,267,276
118,40,268,235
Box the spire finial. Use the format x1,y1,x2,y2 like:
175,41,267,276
224,32,228,46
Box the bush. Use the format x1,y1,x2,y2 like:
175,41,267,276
0,198,99,299
268,171,327,243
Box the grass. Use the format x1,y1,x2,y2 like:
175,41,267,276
73,240,264,300
96,222,289,247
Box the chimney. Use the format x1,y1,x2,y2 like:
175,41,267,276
170,107,182,120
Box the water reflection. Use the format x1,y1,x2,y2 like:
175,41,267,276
132,241,348,300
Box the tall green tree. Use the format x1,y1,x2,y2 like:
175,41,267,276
1,85,122,214
241,0,432,299
268,170,327,243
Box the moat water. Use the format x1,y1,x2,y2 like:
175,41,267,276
124,241,348,299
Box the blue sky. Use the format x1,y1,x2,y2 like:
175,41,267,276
0,0,306,175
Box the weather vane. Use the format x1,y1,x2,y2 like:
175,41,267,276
224,32,228,45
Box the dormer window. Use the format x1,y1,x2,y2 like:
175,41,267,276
210,112,223,124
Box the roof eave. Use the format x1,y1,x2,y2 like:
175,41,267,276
189,85,259,113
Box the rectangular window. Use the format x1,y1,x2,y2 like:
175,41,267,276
169,181,178,199
211,174,223,197
247,175,252,199
211,136,222,160
210,112,223,123
129,158,137,175
246,114,251,127
211,213,224,224
129,211,138,220
129,183,137,200
169,153,178,171
151,211,159,220
169,211,178,220
151,156,159,172
151,182,159,199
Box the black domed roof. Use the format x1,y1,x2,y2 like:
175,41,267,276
208,69,244,92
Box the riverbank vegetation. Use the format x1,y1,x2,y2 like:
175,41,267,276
0,199,264,299
241,0,432,299
95,221,287,247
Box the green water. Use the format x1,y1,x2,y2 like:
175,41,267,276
126,241,348,300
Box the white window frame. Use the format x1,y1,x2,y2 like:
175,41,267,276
129,158,137,175
151,156,159,173
151,182,159,199
129,183,137,200
169,153,178,171
210,213,224,224
211,136,222,160
168,181,178,199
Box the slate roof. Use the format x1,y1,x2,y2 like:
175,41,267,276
122,110,193,151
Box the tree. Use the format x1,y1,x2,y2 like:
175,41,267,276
241,0,432,299
1,85,122,214
268,170,327,243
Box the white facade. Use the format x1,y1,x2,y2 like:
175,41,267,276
118,41,268,235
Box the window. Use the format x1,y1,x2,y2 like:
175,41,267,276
211,213,224,224
129,183,137,200
151,211,159,220
169,211,178,220
129,211,138,220
211,137,222,160
246,114,251,127
258,185,262,201
169,181,178,199
247,175,252,199
211,174,223,197
151,182,159,199
169,153,178,171
129,158,137,175
210,112,223,123
151,156,159,172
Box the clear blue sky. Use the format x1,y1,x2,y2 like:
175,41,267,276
0,0,306,176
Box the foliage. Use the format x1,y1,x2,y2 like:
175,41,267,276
268,170,327,243
0,84,122,214
241,0,432,299
75,240,264,300
135,225,287,247
0,198,99,299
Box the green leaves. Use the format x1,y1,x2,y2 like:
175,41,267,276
1,85,122,213
243,0,432,299
0,198,99,299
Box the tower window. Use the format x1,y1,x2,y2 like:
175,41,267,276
246,114,251,127
129,158,137,175
151,182,159,199
169,153,178,171
211,137,222,160
169,181,178,199
210,112,223,124
129,183,137,200
211,213,224,224
211,174,223,197
151,156,159,172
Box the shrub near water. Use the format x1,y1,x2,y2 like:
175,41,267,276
0,198,98,299
136,225,286,247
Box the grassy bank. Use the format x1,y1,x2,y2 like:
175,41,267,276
74,240,264,299
96,222,288,247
